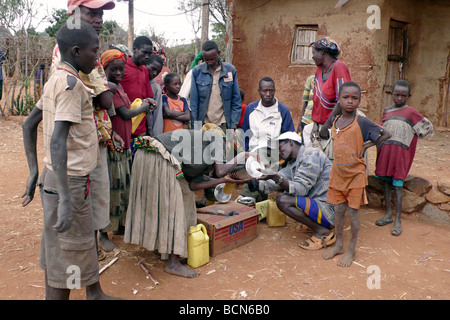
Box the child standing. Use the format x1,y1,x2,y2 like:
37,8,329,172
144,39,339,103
374,80,434,236
323,81,391,267
22,21,120,299
98,49,151,251
162,72,190,132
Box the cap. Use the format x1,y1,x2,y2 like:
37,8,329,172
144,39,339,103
68,0,116,13
276,131,302,144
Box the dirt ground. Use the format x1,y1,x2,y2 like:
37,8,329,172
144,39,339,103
0,116,449,301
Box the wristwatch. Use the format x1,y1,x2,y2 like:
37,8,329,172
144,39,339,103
276,176,284,185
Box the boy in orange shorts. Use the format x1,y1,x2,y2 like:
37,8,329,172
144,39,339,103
322,81,391,267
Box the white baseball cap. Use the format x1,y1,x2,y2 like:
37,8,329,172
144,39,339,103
276,131,302,144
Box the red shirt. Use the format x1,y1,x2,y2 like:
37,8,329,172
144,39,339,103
312,60,351,124
238,103,247,128
111,86,132,149
120,55,154,135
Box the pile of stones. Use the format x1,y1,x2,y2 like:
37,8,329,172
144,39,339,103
366,175,450,227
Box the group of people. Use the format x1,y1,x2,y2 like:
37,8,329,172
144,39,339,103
267,38,433,267
19,0,434,300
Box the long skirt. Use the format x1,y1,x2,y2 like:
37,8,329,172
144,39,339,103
102,148,132,233
124,138,196,259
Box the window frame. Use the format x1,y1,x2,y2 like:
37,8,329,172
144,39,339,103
290,25,318,64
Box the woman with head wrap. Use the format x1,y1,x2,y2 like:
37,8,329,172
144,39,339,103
98,49,153,252
124,124,251,278
309,37,351,143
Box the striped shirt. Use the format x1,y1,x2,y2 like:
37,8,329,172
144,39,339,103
301,75,315,125
36,62,99,176
312,60,351,125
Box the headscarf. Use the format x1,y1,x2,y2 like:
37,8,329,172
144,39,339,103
311,37,341,59
109,44,132,56
100,49,126,69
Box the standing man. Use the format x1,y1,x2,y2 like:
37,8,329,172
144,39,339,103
190,40,241,131
120,36,155,142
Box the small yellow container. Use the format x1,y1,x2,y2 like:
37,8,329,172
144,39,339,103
255,199,286,227
187,224,210,268
267,199,286,227
255,200,270,221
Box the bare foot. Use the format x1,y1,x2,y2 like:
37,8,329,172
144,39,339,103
165,263,199,278
86,282,124,300
337,250,355,267
322,244,344,260
391,224,402,236
166,254,198,278
98,232,116,252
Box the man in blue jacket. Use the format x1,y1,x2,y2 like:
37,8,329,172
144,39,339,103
190,40,241,130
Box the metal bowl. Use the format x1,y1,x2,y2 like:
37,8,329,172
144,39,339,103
245,156,265,178
214,183,232,203
237,196,256,205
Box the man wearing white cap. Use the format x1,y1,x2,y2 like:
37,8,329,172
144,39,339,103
257,131,336,250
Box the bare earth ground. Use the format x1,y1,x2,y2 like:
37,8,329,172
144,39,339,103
0,116,449,301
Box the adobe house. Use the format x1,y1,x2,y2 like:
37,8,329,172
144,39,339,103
227,0,450,127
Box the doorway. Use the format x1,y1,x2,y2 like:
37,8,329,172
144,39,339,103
382,19,409,114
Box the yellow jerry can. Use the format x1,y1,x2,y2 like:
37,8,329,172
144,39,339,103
187,224,210,268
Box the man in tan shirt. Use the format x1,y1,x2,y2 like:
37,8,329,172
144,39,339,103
204,63,226,126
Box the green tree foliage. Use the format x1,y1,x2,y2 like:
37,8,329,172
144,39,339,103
44,9,69,38
0,0,42,34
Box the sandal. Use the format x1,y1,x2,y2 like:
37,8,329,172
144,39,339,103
375,216,393,226
299,231,335,250
292,223,313,233
322,231,336,246
98,249,106,261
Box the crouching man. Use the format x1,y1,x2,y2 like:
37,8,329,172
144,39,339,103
257,132,336,250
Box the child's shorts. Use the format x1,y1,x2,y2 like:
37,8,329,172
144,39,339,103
375,175,404,187
38,167,99,289
327,187,368,210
